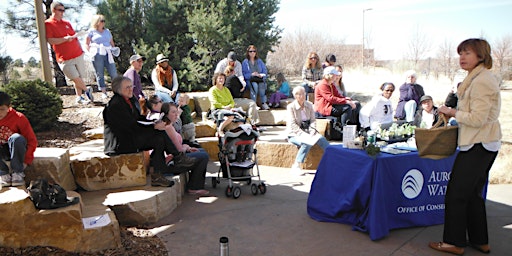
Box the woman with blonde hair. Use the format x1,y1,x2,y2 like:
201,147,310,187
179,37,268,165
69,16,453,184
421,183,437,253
86,14,118,100
301,52,323,100
429,38,501,255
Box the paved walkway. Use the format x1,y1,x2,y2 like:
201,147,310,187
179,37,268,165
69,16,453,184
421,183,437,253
151,163,512,256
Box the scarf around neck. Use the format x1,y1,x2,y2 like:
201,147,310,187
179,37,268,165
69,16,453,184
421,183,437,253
156,65,173,89
457,64,484,102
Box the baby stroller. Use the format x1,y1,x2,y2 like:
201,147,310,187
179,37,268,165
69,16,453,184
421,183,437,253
210,109,267,199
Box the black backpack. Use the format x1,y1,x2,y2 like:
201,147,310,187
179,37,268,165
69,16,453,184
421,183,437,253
27,178,79,209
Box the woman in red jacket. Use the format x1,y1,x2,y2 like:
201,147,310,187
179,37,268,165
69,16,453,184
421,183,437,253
0,92,37,187
313,67,357,126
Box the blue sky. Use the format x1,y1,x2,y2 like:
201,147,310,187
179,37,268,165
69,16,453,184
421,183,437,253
2,0,512,62
274,0,512,59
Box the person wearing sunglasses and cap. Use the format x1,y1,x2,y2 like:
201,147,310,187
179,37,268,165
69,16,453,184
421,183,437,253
45,1,94,105
86,14,119,100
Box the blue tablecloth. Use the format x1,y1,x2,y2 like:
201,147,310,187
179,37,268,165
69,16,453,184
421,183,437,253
307,145,458,240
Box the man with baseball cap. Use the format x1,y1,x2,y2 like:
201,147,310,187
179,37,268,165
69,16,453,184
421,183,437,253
413,95,440,129
45,1,94,104
124,54,146,100
214,51,246,90
152,53,180,103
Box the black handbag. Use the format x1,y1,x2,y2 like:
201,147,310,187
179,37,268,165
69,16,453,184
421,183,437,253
250,76,264,83
27,178,79,209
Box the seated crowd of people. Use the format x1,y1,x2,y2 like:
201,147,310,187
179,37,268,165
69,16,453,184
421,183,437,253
103,45,451,183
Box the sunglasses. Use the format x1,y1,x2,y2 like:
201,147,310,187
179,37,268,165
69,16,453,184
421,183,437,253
100,19,105,22
56,8,65,12
248,50,257,53
309,57,318,60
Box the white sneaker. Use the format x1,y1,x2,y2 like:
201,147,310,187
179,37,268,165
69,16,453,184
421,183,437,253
101,92,108,100
76,96,90,104
11,172,25,186
85,86,94,102
0,173,11,187
262,103,270,110
290,163,304,176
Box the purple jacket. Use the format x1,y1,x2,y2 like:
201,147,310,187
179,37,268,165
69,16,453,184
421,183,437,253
123,67,145,99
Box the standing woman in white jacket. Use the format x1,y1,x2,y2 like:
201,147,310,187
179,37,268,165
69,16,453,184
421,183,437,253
359,82,395,131
86,14,118,100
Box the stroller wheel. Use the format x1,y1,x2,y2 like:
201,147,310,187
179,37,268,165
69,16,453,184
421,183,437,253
251,184,258,195
233,186,242,199
258,183,267,194
225,186,233,197
211,177,217,188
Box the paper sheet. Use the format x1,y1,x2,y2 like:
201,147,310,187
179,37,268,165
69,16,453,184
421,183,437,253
82,214,111,229
297,133,322,146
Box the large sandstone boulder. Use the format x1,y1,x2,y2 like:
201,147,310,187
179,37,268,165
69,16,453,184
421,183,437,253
70,140,147,191
0,188,120,253
257,109,287,125
25,147,77,191
254,141,324,170
102,185,179,226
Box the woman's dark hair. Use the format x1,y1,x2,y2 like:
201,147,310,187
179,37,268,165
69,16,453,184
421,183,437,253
380,82,395,91
145,95,161,111
245,45,259,60
457,38,493,69
326,54,336,63
160,102,179,125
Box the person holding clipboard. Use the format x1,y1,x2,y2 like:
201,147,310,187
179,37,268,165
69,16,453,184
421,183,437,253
286,86,330,176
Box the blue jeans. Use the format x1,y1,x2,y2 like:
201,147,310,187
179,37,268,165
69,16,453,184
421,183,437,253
0,133,27,175
156,90,180,104
249,81,267,104
288,135,330,163
185,148,209,190
404,100,417,122
302,83,314,100
92,54,117,90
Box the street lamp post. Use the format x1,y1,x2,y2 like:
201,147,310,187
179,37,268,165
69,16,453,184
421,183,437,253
362,8,372,68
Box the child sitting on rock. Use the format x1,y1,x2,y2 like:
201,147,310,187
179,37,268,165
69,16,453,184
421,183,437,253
268,72,290,108
178,93,196,144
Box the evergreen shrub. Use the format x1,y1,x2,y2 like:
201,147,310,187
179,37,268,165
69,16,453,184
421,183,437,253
2,79,63,132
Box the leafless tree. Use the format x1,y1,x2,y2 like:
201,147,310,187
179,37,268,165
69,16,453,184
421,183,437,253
405,24,431,69
435,39,458,82
492,35,512,77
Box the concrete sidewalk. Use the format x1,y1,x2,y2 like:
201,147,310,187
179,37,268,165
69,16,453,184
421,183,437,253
151,163,512,256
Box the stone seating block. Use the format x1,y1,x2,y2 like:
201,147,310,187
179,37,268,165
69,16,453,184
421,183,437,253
101,184,178,226
69,139,147,191
0,188,90,252
254,141,324,170
25,147,76,191
315,118,330,138
82,127,104,139
192,94,211,114
279,98,294,109
195,121,217,138
197,137,220,161
257,109,287,126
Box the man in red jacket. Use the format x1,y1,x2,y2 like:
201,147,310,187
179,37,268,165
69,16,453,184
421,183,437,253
0,92,37,187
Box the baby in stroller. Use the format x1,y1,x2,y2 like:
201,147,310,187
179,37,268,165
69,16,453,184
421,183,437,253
211,108,265,198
